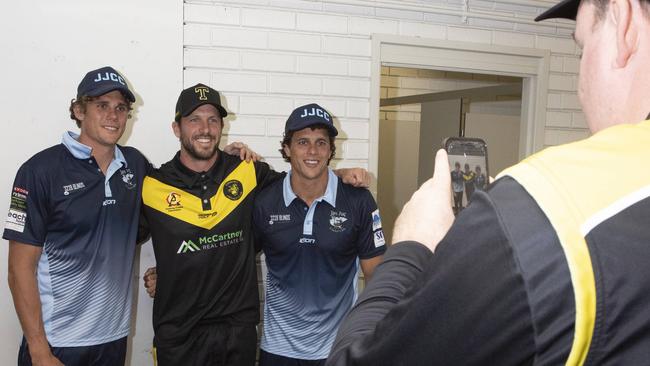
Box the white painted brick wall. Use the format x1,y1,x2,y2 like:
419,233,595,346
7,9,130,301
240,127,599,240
185,4,240,25
447,26,493,44
343,141,370,159
221,93,240,114
338,120,370,139
493,31,535,48
240,96,294,115
297,55,348,76
323,78,370,98
224,116,267,136
269,74,322,94
349,60,370,77
269,32,321,52
347,100,370,118
267,117,286,137
549,74,575,91
349,16,399,35
184,48,239,70
242,8,296,29
323,36,370,57
297,13,348,34
183,0,589,177
241,51,295,72
212,72,267,93
212,28,267,49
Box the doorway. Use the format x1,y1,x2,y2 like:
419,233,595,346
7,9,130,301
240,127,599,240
370,35,550,243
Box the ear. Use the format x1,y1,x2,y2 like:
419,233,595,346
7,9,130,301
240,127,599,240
611,0,638,68
172,121,181,138
72,104,85,122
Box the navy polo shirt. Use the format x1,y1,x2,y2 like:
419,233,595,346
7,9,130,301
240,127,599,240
3,132,149,347
253,169,386,360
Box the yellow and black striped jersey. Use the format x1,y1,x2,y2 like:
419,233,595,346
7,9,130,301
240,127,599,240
140,151,282,348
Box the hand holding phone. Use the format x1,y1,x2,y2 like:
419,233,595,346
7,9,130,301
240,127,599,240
444,137,489,214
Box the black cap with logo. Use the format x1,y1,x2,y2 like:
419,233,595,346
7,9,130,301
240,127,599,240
175,83,228,121
285,103,338,137
77,66,135,102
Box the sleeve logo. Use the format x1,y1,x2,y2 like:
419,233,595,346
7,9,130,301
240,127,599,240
371,209,382,231
6,209,26,233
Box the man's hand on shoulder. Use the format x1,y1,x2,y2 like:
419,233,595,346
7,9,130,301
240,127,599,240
223,142,261,162
334,168,370,188
392,149,455,252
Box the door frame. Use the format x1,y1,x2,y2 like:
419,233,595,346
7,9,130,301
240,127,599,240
369,34,550,191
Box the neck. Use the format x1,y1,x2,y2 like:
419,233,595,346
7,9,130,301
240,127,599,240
179,150,219,173
291,170,329,207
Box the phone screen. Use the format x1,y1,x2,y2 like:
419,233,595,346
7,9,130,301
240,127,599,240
444,137,489,214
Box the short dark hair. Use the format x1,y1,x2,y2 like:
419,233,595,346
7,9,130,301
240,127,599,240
69,93,133,128
280,124,336,164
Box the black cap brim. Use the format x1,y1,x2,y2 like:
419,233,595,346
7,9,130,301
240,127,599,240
535,0,580,21
179,101,228,120
80,84,136,103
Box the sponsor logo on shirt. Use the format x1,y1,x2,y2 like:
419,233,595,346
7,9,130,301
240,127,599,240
373,229,386,248
121,168,136,190
268,214,291,225
299,237,316,244
102,199,116,206
198,211,219,219
166,192,183,212
62,182,86,196
177,230,244,254
329,210,348,232
223,180,243,200
5,209,26,233
371,209,382,231
177,240,200,253
13,187,29,196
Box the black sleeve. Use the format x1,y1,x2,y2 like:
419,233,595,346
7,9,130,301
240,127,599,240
327,190,536,366
255,161,286,190
137,205,151,245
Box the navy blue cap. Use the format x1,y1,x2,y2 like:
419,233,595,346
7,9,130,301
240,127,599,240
175,83,228,121
535,0,580,21
285,103,338,136
77,66,135,102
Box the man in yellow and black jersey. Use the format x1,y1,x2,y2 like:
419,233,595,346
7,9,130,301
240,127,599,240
140,84,370,366
328,0,650,364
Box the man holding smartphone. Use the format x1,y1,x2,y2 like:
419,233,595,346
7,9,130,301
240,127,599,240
328,0,650,363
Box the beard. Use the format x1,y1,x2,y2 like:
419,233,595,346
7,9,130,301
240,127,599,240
181,134,219,161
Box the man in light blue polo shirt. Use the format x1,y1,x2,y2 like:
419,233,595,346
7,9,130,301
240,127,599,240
4,66,150,366
253,104,386,365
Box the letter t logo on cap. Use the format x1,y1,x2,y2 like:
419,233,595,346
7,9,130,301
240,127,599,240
195,86,209,101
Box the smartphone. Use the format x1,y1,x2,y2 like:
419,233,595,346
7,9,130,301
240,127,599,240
444,137,489,214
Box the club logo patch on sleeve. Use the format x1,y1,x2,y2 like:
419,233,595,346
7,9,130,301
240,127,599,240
373,229,385,248
371,209,382,231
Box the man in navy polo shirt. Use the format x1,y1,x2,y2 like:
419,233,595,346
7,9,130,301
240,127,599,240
253,103,386,365
4,66,150,366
